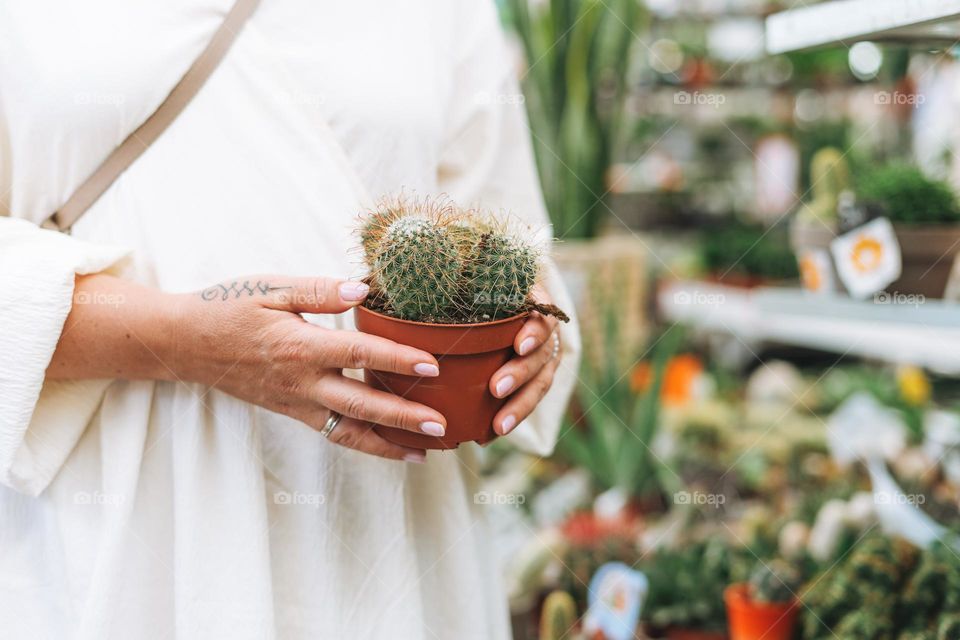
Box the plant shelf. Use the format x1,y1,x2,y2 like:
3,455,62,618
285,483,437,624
766,0,960,54
659,280,960,373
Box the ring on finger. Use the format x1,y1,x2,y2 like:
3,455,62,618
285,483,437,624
320,411,343,438
550,332,561,360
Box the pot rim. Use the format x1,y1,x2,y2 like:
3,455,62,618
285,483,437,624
723,583,798,613
356,303,530,329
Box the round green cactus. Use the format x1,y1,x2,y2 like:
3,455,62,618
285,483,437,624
462,230,539,320
360,198,547,323
373,216,464,322
748,559,800,604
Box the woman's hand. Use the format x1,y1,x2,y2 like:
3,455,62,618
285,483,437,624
488,287,561,436
169,275,449,462
51,273,446,463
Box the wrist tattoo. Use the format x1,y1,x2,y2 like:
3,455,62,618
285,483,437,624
200,280,291,302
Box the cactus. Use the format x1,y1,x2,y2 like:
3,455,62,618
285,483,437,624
539,590,577,640
360,197,552,323
372,215,465,322
748,559,800,604
462,226,540,319
798,147,850,225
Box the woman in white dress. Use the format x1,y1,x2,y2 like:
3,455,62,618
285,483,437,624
0,1,580,639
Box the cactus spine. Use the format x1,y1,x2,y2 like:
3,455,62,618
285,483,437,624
539,590,577,640
359,197,544,323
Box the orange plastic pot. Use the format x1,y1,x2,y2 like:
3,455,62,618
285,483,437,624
723,584,798,640
354,305,527,450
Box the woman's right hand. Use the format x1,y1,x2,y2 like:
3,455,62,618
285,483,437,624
168,275,445,463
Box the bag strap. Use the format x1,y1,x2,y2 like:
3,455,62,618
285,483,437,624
43,0,260,232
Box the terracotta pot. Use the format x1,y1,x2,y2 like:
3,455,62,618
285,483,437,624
723,584,798,640
353,305,527,450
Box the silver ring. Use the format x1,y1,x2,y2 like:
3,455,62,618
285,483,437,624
320,411,343,438
550,332,561,360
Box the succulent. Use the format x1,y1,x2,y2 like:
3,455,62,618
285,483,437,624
359,196,554,323
748,559,801,604
539,590,577,640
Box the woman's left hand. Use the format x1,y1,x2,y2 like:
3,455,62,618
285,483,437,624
489,287,561,436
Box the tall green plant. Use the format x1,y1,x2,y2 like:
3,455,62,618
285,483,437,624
557,319,683,498
505,0,641,239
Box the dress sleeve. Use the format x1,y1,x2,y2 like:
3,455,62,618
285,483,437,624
0,217,129,495
437,0,581,457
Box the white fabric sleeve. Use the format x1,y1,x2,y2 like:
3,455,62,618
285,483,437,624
438,0,581,456
0,218,130,496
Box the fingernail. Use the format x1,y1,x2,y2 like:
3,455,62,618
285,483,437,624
414,363,440,377
519,336,537,356
495,375,515,398
403,452,426,464
501,414,517,434
420,421,445,437
338,282,369,301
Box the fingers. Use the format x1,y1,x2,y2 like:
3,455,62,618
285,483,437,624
320,331,440,377
514,311,559,357
318,414,426,462
490,330,556,399
492,354,559,436
260,276,370,314
318,375,447,437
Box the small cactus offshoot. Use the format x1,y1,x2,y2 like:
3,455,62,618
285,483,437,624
749,560,800,604
358,196,568,324
539,590,577,640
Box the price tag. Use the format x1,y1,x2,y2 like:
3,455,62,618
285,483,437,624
798,248,835,294
829,217,901,299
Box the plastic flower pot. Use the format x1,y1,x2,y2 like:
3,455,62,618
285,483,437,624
723,584,798,640
354,305,528,450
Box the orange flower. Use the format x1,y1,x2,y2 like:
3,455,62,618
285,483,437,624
630,354,703,406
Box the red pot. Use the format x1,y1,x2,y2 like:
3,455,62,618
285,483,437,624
353,305,527,450
723,584,798,640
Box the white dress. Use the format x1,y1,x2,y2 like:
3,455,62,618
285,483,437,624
0,2,580,639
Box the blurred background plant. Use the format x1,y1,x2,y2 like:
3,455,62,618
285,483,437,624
504,0,643,239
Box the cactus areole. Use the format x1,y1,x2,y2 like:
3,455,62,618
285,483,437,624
353,196,568,450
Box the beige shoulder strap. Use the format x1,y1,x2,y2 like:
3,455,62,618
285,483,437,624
43,0,260,232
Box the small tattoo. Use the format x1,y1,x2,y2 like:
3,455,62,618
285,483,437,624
200,280,291,301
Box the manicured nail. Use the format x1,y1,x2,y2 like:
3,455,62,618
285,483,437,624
420,421,445,437
403,453,426,464
519,336,538,356
495,375,515,398
338,282,369,301
414,363,440,377
501,414,517,434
